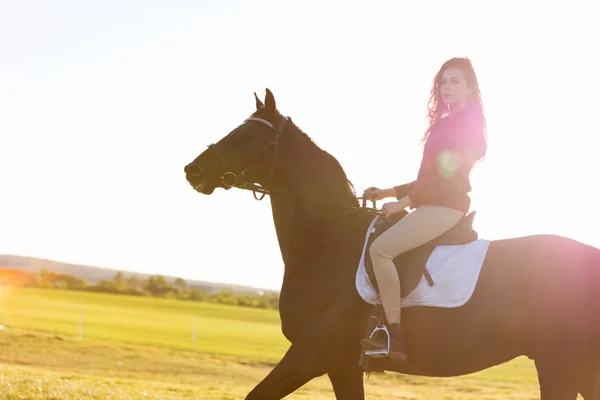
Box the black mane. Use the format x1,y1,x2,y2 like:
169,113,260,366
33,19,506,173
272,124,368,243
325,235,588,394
281,116,359,208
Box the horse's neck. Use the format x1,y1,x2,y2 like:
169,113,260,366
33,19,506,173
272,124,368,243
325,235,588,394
268,126,361,271
269,192,322,267
269,192,295,266
269,186,360,273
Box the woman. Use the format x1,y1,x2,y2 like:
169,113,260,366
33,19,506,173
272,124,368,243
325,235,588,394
363,57,488,361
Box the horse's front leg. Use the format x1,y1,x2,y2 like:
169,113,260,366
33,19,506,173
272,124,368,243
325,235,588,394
245,340,326,400
328,363,366,400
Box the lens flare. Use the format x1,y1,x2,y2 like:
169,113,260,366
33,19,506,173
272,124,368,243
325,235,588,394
437,150,460,178
0,269,28,325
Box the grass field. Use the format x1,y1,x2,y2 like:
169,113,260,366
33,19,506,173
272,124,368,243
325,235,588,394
0,286,557,399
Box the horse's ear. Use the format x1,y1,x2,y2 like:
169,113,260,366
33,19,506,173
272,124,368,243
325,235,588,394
265,88,276,111
254,92,264,110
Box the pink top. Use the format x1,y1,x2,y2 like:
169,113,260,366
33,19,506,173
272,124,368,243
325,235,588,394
405,106,487,213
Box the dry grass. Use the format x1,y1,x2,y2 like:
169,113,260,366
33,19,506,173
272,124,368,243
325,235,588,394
0,287,570,399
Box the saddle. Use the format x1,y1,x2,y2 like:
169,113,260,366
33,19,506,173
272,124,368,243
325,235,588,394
364,209,479,299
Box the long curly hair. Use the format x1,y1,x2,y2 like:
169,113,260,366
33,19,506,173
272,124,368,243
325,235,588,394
423,57,487,144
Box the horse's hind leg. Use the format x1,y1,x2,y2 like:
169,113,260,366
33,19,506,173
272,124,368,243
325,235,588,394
245,342,326,400
535,358,580,400
579,373,598,399
578,362,600,399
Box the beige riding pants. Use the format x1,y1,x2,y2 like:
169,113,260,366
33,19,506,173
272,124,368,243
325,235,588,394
369,205,465,325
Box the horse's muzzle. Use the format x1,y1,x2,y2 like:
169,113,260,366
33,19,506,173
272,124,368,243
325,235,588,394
184,163,215,194
193,180,215,194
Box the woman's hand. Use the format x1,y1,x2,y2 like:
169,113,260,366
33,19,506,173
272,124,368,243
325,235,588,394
381,195,413,221
363,187,393,201
381,201,405,217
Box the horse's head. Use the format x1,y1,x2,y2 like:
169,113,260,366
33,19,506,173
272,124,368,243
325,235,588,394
184,89,286,195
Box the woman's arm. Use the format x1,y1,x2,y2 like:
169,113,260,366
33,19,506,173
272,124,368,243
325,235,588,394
392,180,416,200
364,181,415,201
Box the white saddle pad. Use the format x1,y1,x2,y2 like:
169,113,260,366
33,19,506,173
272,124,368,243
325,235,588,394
355,214,491,308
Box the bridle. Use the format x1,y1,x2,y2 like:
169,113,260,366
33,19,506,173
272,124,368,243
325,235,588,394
197,113,381,218
202,114,287,200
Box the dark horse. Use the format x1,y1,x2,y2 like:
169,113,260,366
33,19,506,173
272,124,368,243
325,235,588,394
184,89,600,399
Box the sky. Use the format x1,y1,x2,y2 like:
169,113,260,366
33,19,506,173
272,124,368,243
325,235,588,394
1,1,599,291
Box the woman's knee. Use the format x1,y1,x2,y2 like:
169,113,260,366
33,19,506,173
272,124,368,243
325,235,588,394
369,237,392,260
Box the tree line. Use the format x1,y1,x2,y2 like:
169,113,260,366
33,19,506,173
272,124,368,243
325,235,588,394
0,268,280,310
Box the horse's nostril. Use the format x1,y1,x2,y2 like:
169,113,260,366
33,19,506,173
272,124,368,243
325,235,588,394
184,163,203,175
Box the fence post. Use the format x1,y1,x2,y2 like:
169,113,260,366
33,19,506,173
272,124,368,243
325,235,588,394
79,304,83,340
192,318,197,349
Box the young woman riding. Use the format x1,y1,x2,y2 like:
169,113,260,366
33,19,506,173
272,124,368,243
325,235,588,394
364,57,488,361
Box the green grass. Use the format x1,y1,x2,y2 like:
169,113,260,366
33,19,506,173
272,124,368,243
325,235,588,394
0,286,568,399
0,286,286,362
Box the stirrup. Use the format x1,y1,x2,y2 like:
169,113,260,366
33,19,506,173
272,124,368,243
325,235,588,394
362,324,390,358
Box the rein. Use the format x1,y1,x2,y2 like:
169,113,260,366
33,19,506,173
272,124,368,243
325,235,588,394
237,180,381,213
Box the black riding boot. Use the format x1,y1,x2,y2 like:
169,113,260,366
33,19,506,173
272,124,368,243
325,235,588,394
387,323,408,361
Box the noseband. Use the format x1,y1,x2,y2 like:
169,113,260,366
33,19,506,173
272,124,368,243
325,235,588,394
204,114,287,199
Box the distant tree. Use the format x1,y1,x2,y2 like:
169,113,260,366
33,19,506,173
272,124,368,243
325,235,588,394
113,271,129,291
173,277,187,291
263,293,280,310
88,280,118,293
16,266,279,310
213,290,238,306
145,275,172,297
27,271,41,287
189,288,208,301
39,268,52,287
127,275,143,291
64,274,87,290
